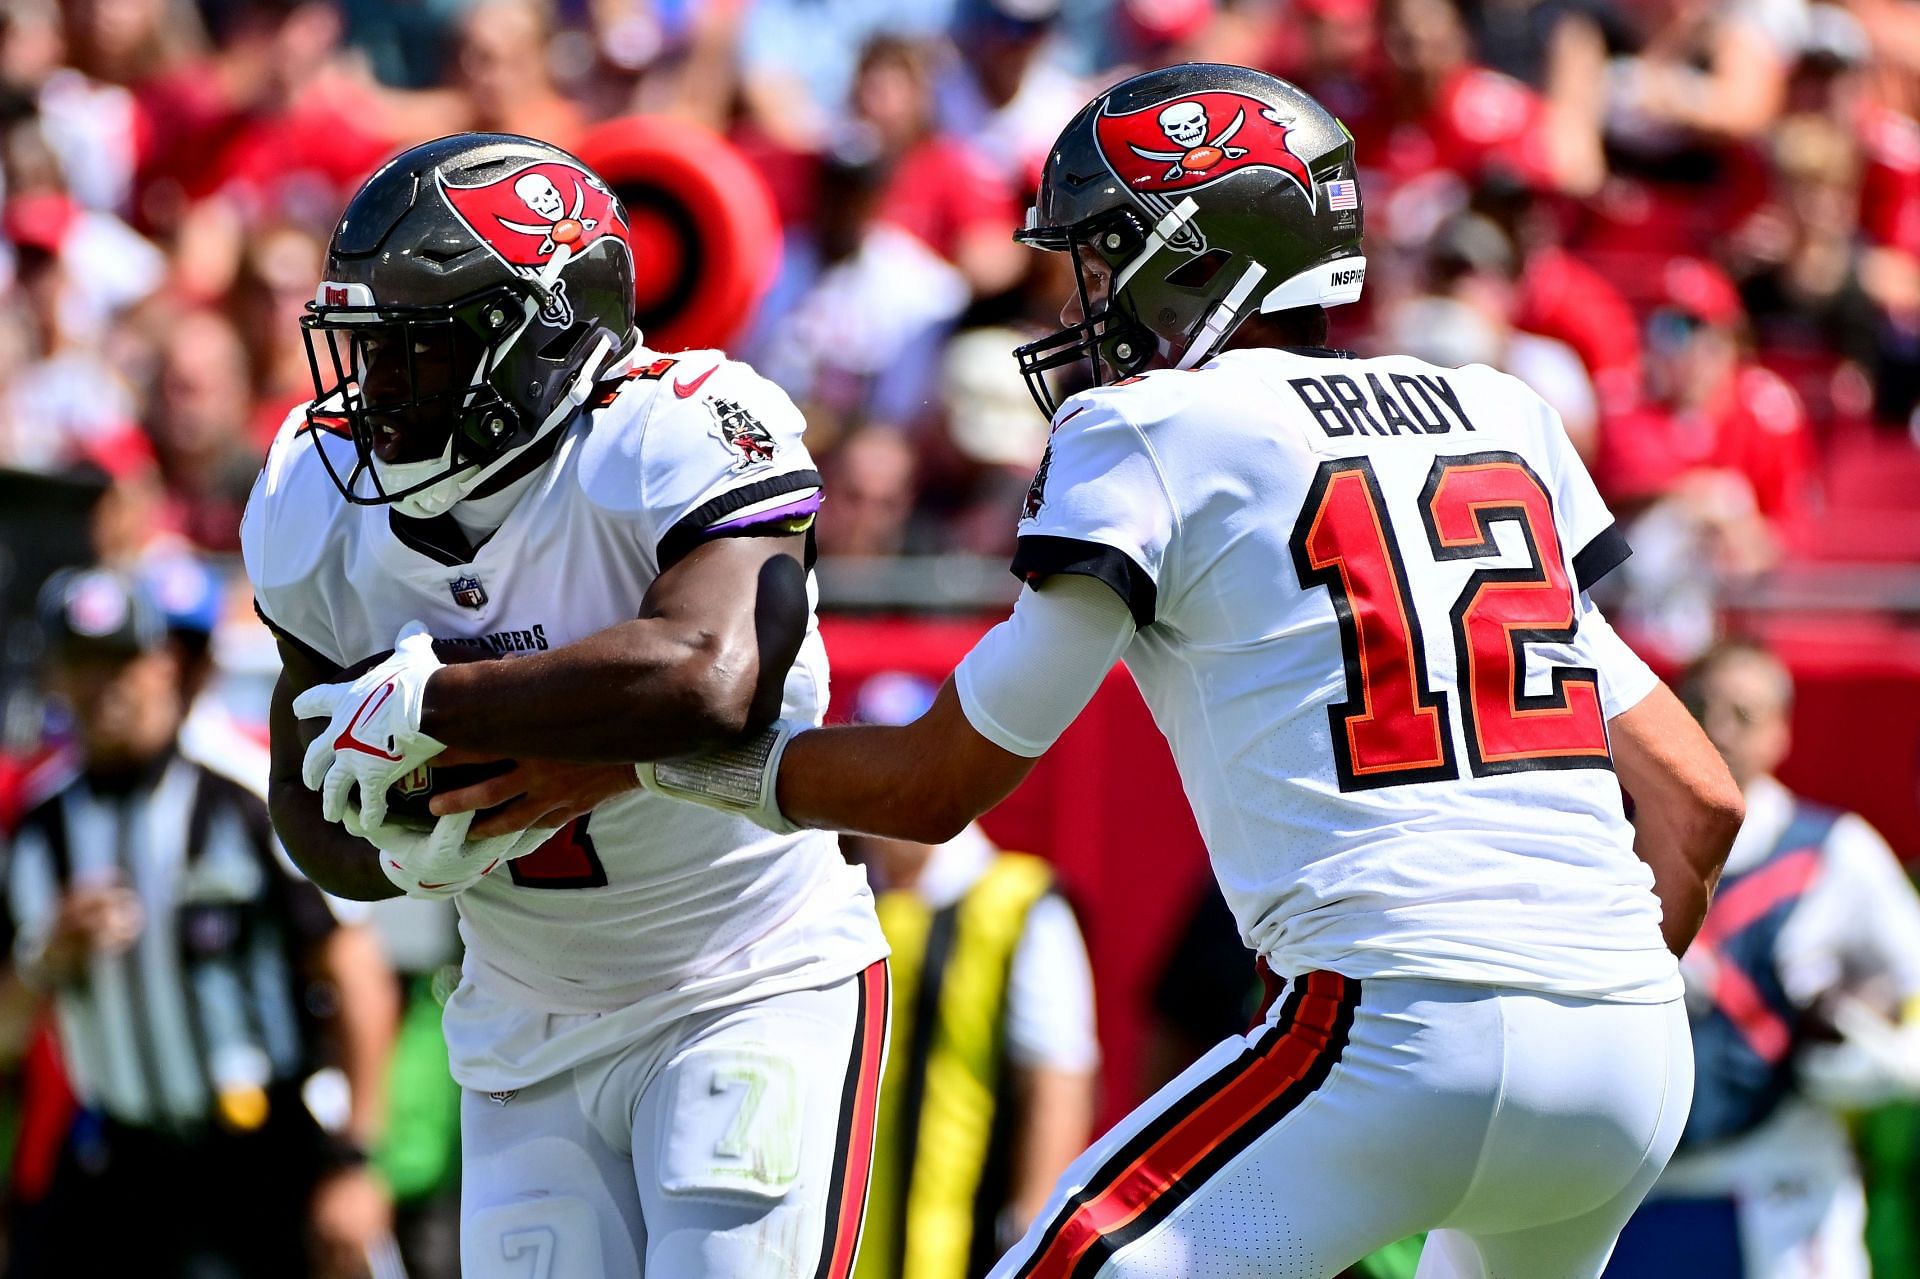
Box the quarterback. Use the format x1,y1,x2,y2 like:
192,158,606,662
626,67,1745,1277
243,135,888,1279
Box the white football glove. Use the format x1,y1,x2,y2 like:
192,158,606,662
346,807,560,900
294,621,448,829
637,720,803,834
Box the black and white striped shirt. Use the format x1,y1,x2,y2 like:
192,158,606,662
5,753,337,1131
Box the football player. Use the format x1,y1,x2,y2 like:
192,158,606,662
626,66,1745,1278
242,135,888,1279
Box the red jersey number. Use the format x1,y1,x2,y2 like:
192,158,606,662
1290,451,1609,792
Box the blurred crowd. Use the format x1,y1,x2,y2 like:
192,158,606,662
3,0,1920,658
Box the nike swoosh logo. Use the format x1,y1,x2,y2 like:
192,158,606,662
334,682,402,761
673,365,716,398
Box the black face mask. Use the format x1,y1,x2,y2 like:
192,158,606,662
1012,210,1157,418
300,286,528,506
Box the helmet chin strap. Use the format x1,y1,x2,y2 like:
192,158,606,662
381,332,617,520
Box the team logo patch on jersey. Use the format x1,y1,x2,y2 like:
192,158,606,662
1022,444,1053,521
1095,91,1314,205
438,161,631,328
449,573,489,610
708,398,777,471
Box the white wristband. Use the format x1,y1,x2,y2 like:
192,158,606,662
638,720,802,834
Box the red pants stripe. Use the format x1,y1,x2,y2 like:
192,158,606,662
1014,970,1359,1279
813,960,891,1279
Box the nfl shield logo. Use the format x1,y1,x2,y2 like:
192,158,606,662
449,574,488,609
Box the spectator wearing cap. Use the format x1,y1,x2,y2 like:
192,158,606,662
1388,212,1600,460
846,672,1098,1279
932,326,1054,557
2,115,167,330
0,187,143,474
1595,258,1811,657
938,0,1090,191
1599,256,1813,529
1607,640,1920,1279
4,567,399,1279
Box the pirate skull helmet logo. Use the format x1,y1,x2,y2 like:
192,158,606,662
1160,102,1208,148
439,160,625,328
515,173,566,221
1133,99,1254,182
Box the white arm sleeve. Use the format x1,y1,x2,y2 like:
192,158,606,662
953,574,1137,759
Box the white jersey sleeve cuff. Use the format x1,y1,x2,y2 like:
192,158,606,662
954,575,1137,759
1581,598,1658,720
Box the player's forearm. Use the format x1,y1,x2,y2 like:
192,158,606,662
269,778,404,901
1611,685,1745,955
1007,1064,1098,1237
422,617,774,763
777,724,980,843
776,682,1036,842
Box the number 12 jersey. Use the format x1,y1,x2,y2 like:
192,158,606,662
1017,347,1679,1003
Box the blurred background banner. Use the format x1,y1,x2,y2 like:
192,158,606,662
3,0,1920,1275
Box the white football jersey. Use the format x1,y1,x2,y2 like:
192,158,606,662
1018,346,1680,1003
242,346,887,1091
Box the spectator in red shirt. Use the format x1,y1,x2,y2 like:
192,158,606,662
855,36,1023,298
1599,256,1814,529
1372,0,1566,194
1473,176,1648,418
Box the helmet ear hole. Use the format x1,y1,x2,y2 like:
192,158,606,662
1165,248,1233,291
538,322,591,362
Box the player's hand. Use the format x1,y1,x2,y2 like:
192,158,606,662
39,881,145,983
429,754,641,839
293,621,448,829
345,806,556,900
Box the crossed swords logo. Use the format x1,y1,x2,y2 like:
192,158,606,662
500,172,599,257
1127,103,1294,182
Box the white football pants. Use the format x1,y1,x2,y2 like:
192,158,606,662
989,971,1692,1279
459,961,887,1279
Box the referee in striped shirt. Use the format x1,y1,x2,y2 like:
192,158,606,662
5,568,398,1278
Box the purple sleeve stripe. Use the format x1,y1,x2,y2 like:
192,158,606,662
704,490,824,534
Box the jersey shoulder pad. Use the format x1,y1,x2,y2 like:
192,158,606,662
1444,359,1562,438
577,351,817,534
241,402,355,600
